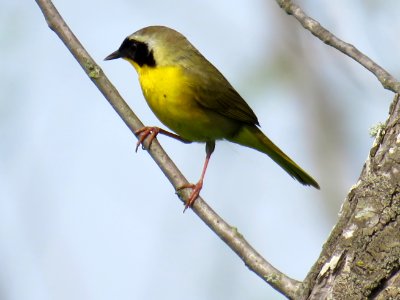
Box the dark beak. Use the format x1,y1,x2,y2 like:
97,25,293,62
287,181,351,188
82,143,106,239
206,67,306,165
104,50,121,61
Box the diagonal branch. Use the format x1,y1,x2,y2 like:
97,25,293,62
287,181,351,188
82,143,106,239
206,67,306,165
35,0,301,298
275,0,400,94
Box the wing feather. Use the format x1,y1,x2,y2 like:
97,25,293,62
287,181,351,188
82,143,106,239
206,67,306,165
181,53,259,126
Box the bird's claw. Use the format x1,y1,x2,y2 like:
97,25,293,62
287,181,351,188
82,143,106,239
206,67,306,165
177,181,203,213
134,127,160,152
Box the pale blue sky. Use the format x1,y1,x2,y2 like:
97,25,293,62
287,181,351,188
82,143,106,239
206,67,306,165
0,1,398,299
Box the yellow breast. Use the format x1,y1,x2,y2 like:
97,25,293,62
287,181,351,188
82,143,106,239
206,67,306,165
131,63,239,142
139,65,189,122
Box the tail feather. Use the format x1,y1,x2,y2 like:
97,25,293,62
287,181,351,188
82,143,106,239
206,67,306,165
227,125,320,189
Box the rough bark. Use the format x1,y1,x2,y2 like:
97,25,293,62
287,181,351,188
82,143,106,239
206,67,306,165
301,94,400,299
36,0,400,298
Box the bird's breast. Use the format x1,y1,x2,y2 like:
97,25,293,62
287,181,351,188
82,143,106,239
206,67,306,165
136,65,240,141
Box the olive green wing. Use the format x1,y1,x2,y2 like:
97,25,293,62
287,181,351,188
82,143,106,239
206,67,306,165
184,60,260,126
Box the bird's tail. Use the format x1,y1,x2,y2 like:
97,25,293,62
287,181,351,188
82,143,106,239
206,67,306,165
227,125,320,189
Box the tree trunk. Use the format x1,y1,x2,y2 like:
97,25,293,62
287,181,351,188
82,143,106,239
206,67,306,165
302,94,400,299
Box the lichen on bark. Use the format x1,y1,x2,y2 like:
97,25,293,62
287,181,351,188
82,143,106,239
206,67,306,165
303,95,400,300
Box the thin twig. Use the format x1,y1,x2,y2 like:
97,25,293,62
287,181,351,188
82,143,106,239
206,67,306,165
276,0,400,94
35,0,301,298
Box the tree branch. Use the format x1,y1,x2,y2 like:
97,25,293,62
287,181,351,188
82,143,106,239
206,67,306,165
35,0,301,298
275,0,400,94
273,1,400,298
302,94,400,300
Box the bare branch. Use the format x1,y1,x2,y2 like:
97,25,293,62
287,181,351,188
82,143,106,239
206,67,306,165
275,0,400,94
35,0,301,298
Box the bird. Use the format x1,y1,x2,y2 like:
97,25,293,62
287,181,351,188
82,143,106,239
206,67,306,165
105,25,319,211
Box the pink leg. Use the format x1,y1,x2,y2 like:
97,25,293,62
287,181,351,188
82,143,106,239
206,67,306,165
178,142,215,212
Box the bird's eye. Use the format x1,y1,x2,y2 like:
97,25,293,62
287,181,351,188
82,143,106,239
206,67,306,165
130,41,137,51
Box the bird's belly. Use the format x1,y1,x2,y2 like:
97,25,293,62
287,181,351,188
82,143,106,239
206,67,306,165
138,66,239,141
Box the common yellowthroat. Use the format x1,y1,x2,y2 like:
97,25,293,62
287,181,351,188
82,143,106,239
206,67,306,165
105,26,319,210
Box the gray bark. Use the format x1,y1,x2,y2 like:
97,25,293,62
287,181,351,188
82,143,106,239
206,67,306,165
301,95,400,299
